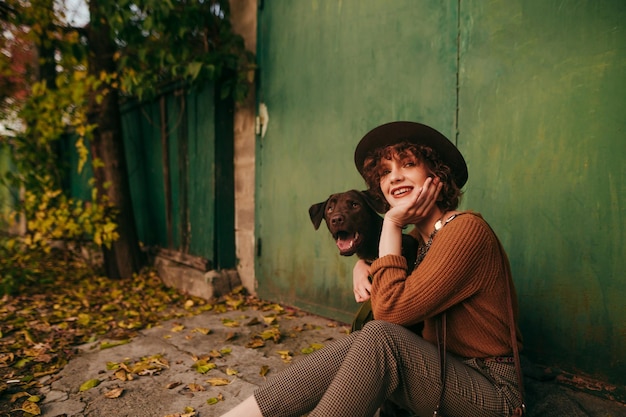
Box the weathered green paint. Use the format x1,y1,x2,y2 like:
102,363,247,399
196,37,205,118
459,0,626,383
123,101,169,247
256,0,626,384
188,86,218,263
56,85,222,263
256,0,458,323
121,86,221,261
214,91,237,269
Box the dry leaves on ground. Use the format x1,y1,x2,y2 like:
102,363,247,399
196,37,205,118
0,257,346,417
0,264,245,417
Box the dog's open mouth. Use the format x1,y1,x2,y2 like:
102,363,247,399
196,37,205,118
334,231,362,256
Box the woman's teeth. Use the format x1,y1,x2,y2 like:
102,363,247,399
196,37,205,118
393,187,412,196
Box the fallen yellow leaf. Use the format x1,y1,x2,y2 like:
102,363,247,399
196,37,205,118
0,353,14,366
19,400,41,415
100,339,131,350
79,378,100,392
246,338,265,349
208,350,223,358
301,343,325,354
192,327,211,335
171,324,185,332
9,391,30,403
104,387,124,398
164,411,196,417
114,369,129,381
192,360,216,374
277,350,293,363
187,383,205,392
259,328,281,342
206,393,224,405
221,318,240,328
205,378,230,386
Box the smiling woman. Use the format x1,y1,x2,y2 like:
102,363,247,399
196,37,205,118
220,122,526,417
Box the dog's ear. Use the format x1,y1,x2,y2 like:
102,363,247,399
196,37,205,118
309,200,328,230
360,189,388,214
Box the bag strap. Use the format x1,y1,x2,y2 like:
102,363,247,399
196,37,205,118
434,313,447,416
501,243,527,416
351,299,373,332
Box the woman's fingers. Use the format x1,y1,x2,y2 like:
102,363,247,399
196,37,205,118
353,260,372,302
386,177,442,226
354,286,371,302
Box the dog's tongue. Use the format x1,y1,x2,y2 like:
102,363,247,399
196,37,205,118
336,232,357,252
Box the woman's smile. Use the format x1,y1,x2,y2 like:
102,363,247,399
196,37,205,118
390,186,414,197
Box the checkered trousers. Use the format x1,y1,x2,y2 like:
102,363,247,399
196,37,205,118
254,320,521,417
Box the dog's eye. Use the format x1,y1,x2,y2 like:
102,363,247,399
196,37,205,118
351,202,360,208
327,206,333,213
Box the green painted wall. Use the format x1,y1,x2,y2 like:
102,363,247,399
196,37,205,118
256,0,458,322
256,0,626,384
187,88,218,261
459,0,626,383
122,100,170,248
121,86,218,260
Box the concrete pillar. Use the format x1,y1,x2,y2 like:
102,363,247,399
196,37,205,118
229,0,257,294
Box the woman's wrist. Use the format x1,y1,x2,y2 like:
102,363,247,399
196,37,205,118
379,217,404,257
383,214,405,229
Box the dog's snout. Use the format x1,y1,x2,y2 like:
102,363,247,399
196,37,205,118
330,214,344,226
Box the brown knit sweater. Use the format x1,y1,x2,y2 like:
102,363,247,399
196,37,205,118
370,211,523,359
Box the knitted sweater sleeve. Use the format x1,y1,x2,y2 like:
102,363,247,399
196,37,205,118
370,212,499,327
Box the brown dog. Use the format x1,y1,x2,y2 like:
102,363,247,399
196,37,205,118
309,189,418,270
309,190,387,262
309,190,419,329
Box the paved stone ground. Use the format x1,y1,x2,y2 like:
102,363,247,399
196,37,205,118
38,307,626,417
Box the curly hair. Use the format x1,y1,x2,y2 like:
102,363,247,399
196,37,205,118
361,141,463,212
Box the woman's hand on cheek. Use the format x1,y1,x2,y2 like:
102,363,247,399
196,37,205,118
385,177,442,227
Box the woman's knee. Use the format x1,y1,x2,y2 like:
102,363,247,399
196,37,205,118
358,320,428,355
358,320,407,344
361,319,404,334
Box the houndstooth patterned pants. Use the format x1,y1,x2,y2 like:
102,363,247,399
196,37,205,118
254,320,521,417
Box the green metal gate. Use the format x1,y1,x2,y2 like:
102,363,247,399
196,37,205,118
62,82,236,270
121,83,236,268
255,0,458,323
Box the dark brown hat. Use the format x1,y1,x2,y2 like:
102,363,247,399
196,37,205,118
354,121,468,187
